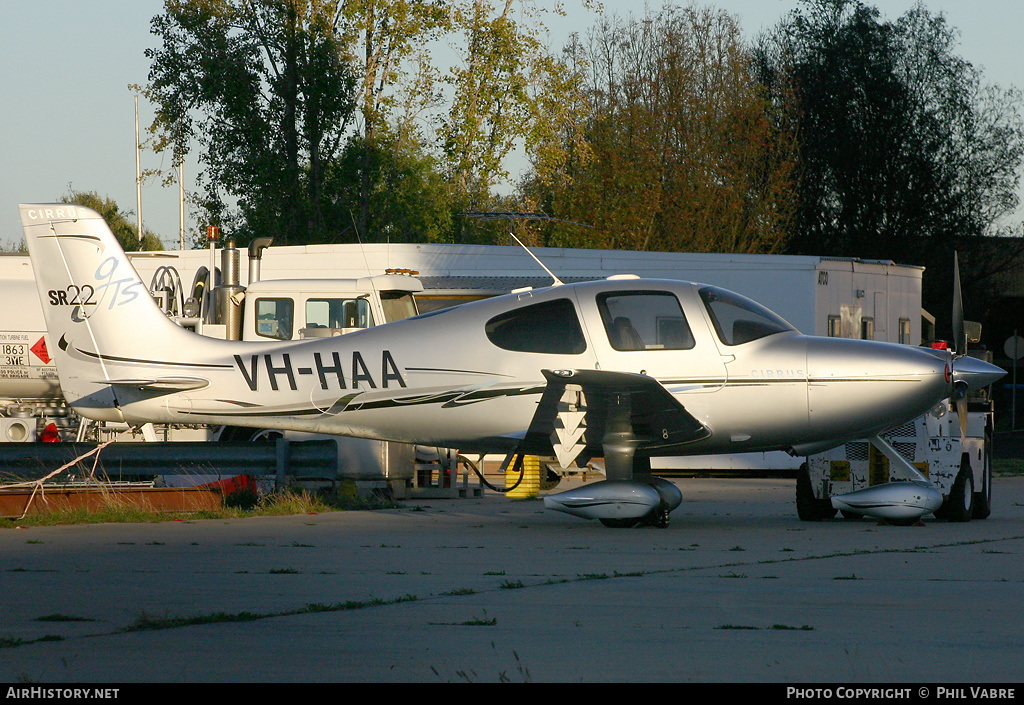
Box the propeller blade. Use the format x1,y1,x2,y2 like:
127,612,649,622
953,252,966,355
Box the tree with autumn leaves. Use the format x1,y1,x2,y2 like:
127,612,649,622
139,0,1023,283
520,5,798,254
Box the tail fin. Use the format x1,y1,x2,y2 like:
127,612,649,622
19,204,203,421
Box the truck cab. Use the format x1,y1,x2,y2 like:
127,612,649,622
242,274,422,342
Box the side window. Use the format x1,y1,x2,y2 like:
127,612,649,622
597,291,694,351
305,298,374,330
255,298,294,340
485,298,587,354
380,291,419,323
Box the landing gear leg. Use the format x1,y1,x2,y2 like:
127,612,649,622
796,463,836,521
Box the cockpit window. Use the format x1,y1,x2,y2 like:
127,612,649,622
597,291,695,351
699,286,794,345
485,298,587,354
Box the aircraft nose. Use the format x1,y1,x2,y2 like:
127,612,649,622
952,355,1005,393
803,337,954,447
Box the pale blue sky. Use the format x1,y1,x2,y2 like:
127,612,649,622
2,1,1022,249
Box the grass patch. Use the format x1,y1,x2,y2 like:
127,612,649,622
0,488,400,529
715,624,814,631
34,614,96,623
122,593,421,635
441,588,477,596
458,612,497,626
993,458,1024,476
430,611,497,626
0,635,64,649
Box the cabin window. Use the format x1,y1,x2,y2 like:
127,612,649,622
381,291,419,323
596,291,694,351
255,298,294,340
485,298,587,354
699,286,794,346
305,298,374,330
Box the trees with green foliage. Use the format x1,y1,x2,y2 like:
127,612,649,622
327,134,453,242
338,0,449,236
142,0,567,246
145,0,359,246
60,189,164,251
753,0,1024,320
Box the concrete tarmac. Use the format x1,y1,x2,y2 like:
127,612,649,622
3,476,1024,683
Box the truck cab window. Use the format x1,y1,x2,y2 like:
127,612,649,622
306,298,374,330
255,298,294,340
381,291,419,323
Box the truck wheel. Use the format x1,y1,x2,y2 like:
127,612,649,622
796,464,836,521
972,439,992,520
941,455,974,522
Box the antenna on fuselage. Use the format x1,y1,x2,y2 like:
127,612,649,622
461,212,593,288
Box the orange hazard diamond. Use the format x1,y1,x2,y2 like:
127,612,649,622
31,336,50,364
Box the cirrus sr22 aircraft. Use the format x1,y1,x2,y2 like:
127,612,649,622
19,204,1005,527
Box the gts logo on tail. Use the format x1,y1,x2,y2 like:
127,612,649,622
47,257,145,310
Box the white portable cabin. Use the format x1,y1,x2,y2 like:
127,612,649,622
137,242,923,345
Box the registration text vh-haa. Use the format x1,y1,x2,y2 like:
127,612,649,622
0,233,426,493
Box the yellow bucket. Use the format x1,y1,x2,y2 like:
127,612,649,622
505,455,541,498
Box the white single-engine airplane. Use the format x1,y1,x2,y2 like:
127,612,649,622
19,204,1005,527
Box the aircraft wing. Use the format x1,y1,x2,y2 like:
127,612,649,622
522,369,711,469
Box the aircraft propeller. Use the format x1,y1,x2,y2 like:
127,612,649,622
953,252,969,442
947,252,1004,442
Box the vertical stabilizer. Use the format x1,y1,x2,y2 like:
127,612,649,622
19,204,201,421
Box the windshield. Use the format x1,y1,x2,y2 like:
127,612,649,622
699,286,795,345
381,291,419,323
